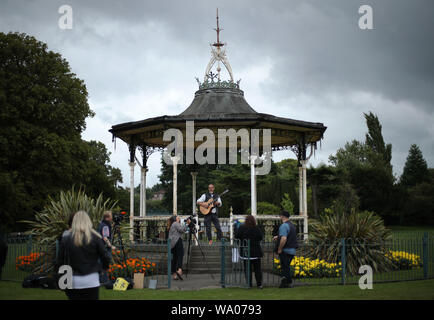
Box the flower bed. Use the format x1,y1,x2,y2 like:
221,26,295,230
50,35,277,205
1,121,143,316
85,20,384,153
273,256,342,278
273,250,422,278
386,250,422,270
107,257,157,281
16,252,45,272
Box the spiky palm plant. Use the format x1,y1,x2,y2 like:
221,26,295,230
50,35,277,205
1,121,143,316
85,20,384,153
308,210,394,275
22,187,117,273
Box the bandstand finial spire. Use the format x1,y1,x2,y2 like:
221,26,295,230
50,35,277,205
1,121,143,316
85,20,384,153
203,8,234,84
213,8,224,50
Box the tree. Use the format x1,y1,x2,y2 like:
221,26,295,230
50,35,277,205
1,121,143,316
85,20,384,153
402,179,434,225
78,140,121,200
400,144,429,187
280,193,294,214
0,32,121,230
307,164,342,217
364,112,392,173
398,146,432,225
328,112,394,221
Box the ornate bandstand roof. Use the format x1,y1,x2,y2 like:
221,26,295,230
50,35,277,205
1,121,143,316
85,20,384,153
109,11,326,153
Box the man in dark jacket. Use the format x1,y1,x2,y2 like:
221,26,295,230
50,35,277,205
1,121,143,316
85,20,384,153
275,210,297,288
235,215,264,288
97,211,115,284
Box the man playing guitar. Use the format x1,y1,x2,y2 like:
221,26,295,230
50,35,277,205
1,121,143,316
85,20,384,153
197,184,223,245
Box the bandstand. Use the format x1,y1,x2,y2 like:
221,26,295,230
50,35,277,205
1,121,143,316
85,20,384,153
109,12,326,242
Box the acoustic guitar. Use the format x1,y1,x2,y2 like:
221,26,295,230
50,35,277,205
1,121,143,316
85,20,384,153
198,189,229,215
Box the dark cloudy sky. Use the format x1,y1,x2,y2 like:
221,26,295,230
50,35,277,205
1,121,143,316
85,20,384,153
1,0,433,187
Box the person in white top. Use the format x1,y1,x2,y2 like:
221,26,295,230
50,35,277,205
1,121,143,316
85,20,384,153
197,184,223,245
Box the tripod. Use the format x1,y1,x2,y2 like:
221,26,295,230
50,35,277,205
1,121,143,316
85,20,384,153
111,222,128,267
185,225,215,280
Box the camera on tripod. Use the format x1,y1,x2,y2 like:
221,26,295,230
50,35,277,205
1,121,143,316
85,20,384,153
185,215,198,233
113,211,127,225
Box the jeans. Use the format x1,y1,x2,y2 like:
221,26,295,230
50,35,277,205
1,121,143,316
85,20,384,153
279,253,294,283
204,212,222,241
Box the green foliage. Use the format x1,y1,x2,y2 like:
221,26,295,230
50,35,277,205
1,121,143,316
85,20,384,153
395,146,432,225
364,112,392,172
247,202,280,215
280,193,294,214
309,209,393,275
401,175,434,225
400,144,429,187
330,183,360,214
159,151,220,214
23,187,117,245
0,32,122,230
146,200,167,214
307,164,342,218
328,112,395,222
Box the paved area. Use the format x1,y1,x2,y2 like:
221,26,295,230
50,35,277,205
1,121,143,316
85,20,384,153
167,273,222,290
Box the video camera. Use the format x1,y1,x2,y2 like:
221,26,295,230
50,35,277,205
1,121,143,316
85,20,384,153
113,211,127,225
185,215,199,233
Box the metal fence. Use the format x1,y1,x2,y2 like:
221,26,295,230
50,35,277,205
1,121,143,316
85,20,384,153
132,215,305,243
1,234,175,289
222,233,434,287
2,232,433,289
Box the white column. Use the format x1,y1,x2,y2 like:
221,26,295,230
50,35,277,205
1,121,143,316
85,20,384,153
171,156,180,215
140,167,147,217
250,155,257,216
301,159,308,239
191,172,198,215
299,165,303,215
139,168,143,217
302,161,308,217
129,161,135,241
229,206,234,245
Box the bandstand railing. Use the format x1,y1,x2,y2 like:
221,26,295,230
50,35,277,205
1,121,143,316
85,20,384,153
130,213,307,243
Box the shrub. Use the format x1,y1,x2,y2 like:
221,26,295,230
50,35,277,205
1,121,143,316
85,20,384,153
247,202,280,215
280,193,294,215
22,187,116,273
309,209,394,275
24,187,116,245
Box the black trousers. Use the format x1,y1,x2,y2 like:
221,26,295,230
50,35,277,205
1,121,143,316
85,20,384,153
65,287,99,300
171,238,184,273
279,253,294,283
243,259,263,287
204,212,222,241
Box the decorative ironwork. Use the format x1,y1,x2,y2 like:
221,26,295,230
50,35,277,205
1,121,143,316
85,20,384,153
207,71,219,82
138,145,163,167
128,137,137,163
199,9,235,88
199,78,240,90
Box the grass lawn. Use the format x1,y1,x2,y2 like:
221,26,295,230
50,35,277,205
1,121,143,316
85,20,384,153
389,226,434,233
1,279,433,300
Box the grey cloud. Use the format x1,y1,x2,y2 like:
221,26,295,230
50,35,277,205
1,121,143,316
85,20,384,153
1,0,433,186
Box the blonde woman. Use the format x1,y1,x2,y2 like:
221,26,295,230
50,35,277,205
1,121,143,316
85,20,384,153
57,211,110,300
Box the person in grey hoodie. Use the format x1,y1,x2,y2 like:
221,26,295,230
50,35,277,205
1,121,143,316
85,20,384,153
167,215,191,280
